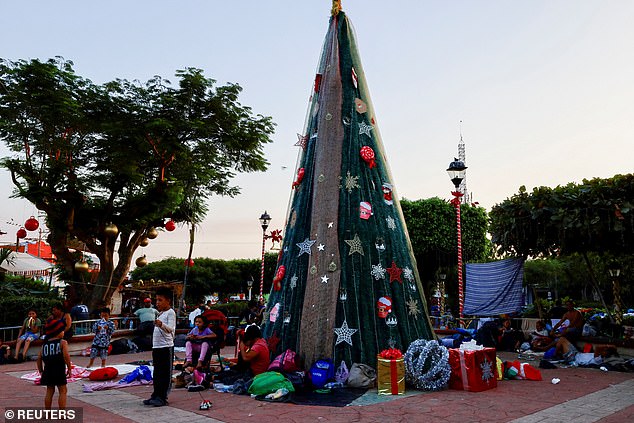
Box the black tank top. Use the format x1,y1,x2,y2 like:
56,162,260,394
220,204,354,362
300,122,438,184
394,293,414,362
42,339,64,368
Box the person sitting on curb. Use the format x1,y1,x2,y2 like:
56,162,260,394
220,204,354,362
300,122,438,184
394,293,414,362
14,309,42,362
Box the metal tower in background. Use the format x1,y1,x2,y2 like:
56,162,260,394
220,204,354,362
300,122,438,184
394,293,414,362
457,122,470,204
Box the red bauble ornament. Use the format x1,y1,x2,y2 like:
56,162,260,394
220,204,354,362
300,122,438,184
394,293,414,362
292,168,305,189
184,258,195,267
165,220,176,232
24,216,39,231
273,265,286,291
17,228,27,239
360,146,376,168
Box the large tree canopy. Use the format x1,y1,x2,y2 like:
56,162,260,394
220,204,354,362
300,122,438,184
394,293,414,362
489,174,634,312
401,197,491,303
489,174,634,257
0,58,275,310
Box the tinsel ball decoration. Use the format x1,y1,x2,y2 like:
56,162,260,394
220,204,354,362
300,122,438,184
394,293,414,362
104,223,119,237
184,258,195,267
139,238,149,247
135,255,148,267
360,146,376,168
24,216,39,231
75,261,90,273
146,227,159,239
16,227,27,239
165,220,176,232
404,339,451,391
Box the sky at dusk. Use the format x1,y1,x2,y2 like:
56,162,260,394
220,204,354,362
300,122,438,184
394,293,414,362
1,1,633,264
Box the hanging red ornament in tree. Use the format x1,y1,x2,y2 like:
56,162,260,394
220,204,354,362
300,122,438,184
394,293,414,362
273,265,286,291
360,146,376,168
184,258,195,267
165,220,176,232
24,216,39,231
17,228,27,239
292,168,305,189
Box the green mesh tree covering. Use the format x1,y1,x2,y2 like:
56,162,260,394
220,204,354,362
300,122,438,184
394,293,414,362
262,10,435,368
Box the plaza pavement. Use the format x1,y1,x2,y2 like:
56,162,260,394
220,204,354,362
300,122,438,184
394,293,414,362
1,349,633,423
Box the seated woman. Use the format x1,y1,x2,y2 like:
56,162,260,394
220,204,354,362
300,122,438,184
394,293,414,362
234,325,270,377
530,320,555,352
184,316,217,371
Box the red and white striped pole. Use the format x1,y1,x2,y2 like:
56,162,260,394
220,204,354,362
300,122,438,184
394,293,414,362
259,230,266,300
451,191,464,326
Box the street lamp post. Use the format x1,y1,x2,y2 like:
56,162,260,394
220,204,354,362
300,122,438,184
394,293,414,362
608,266,623,325
259,211,271,301
247,278,254,301
447,158,467,326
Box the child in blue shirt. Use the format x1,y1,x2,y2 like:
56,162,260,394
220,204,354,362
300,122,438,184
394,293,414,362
87,308,115,368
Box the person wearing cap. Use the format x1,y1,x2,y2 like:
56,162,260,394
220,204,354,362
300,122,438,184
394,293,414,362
135,297,159,335
37,316,72,410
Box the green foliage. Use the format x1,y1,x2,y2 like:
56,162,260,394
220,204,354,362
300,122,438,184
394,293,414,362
401,197,491,306
131,253,278,304
0,296,62,327
490,175,634,257
210,301,249,318
401,197,491,262
0,58,275,309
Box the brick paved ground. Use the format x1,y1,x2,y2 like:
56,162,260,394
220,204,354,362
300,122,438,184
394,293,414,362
1,349,632,423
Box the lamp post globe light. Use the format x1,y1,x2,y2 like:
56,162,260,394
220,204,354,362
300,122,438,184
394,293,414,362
259,211,271,300
447,158,467,326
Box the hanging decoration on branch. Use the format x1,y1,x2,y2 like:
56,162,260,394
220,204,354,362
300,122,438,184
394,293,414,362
16,227,27,239
184,258,195,267
360,146,376,168
164,220,176,232
292,168,305,189
104,223,119,237
404,339,451,391
136,255,148,267
146,227,158,239
24,216,39,232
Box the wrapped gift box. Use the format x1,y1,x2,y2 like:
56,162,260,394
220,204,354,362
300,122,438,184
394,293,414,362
449,347,497,392
377,356,405,395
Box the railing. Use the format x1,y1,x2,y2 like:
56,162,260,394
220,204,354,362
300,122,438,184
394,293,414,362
0,317,139,342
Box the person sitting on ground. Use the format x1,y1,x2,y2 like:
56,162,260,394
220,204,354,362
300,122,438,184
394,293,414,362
0,338,11,365
498,318,524,352
238,300,260,327
235,324,270,376
474,320,503,348
530,320,555,351
37,318,72,410
14,309,42,362
135,298,159,335
87,308,116,368
551,300,584,344
184,315,217,372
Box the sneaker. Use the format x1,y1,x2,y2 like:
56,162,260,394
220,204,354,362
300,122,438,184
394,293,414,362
148,398,166,407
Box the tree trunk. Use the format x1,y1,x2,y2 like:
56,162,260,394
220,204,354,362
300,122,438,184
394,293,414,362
582,252,613,321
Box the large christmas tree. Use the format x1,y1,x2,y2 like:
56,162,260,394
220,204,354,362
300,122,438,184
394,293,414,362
263,4,435,368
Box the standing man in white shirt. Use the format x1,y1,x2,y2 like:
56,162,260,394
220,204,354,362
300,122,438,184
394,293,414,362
143,288,176,407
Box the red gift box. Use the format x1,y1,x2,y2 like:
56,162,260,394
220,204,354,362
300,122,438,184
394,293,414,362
449,348,498,392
